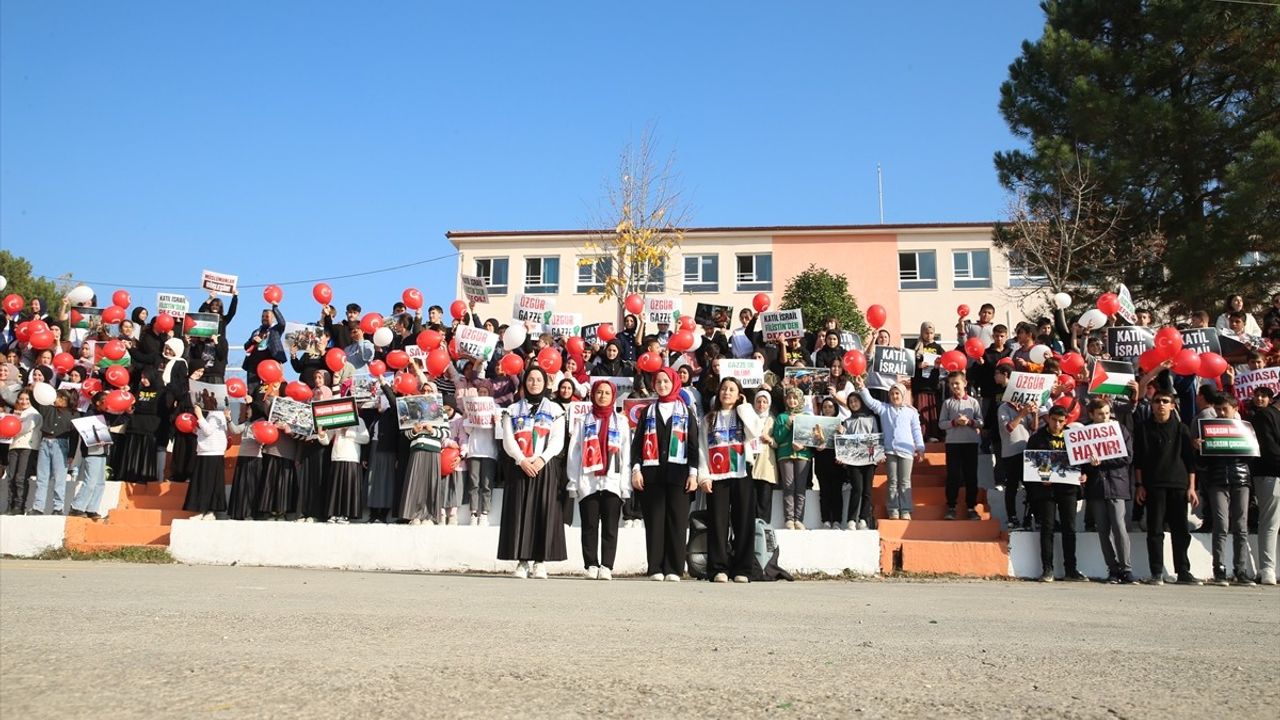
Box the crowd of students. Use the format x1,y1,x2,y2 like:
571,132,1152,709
1,284,1278,586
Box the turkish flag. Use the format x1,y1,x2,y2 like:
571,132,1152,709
643,436,658,461
584,444,601,467
709,446,729,475
516,432,532,457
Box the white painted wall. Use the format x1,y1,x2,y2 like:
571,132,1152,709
1008,531,1263,580
0,516,67,557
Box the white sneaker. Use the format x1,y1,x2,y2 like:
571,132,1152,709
513,562,529,579
888,510,900,520
712,572,729,583
733,575,750,583
822,521,832,529
409,518,422,526
532,562,548,579
478,514,489,526
585,566,599,579
335,517,349,524
471,514,480,526
784,520,795,530
649,572,664,582
664,574,681,582
446,514,458,526
598,567,612,581
856,519,868,530
901,512,912,521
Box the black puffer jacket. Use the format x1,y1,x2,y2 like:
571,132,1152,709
1251,404,1280,477
1080,424,1134,501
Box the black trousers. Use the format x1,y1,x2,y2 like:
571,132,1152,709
707,476,755,578
754,479,774,523
6,448,33,512
1000,453,1026,523
1143,486,1193,577
1029,483,1080,574
579,491,622,570
846,464,875,524
639,481,692,576
818,466,848,524
945,443,980,510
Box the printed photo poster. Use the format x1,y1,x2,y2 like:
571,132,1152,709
396,393,446,430
183,312,220,339
461,275,489,304
514,294,554,324
644,296,680,325
1088,360,1136,397
69,306,104,331
1197,418,1260,457
312,397,359,431
784,366,831,397
792,415,841,449
462,396,497,428
1003,371,1056,406
1063,421,1128,464
1180,327,1221,354
156,293,189,321
283,322,325,352
350,373,382,408
601,376,635,406
58,382,91,412
1022,449,1079,485
549,312,583,338
694,303,734,329
1232,366,1280,405
454,325,498,361
719,359,764,389
760,309,805,342
872,346,914,378
189,380,229,411
1106,326,1154,362
834,433,885,465
1115,284,1137,325
623,398,655,429
269,396,315,438
201,269,238,295
71,415,113,448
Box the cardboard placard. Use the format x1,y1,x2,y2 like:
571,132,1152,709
1197,418,1260,457
580,323,600,346
719,359,764,389
189,380,229,411
840,331,864,352
156,293,188,321
644,296,680,325
1232,366,1280,404
269,396,315,437
1180,327,1221,354
396,393,446,430
514,294,554,324
454,325,498,361
461,275,489,304
1003,372,1056,406
1064,421,1127,464
784,366,831,396
69,307,104,331
792,415,841,449
549,312,582,338
462,396,497,428
1116,284,1137,325
71,415,113,448
201,269,238,295
567,400,592,431
834,433,885,465
1106,326,1154,362
872,346,914,377
312,397,359,430
694,303,734,328
1022,449,1079,485
760,309,805,342
283,322,325,352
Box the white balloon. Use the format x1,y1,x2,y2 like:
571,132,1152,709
0,275,7,292
690,333,703,352
372,327,394,348
1078,308,1108,330
67,285,95,304
503,324,527,349
32,382,57,406
1053,292,1072,310
1029,345,1051,364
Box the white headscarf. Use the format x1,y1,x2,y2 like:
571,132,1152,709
162,338,186,384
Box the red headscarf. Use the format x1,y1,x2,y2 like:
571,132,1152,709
653,367,683,404
589,379,617,476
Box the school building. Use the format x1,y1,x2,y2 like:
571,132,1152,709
446,222,1041,342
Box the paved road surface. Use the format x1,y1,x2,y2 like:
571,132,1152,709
1,560,1276,719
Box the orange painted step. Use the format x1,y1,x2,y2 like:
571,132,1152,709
875,518,1002,541
121,482,188,510
880,539,1009,576
871,485,986,507
106,508,197,526
873,503,990,521
124,482,190,498
80,523,170,546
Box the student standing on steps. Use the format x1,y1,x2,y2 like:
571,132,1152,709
498,367,569,579
853,375,924,521
565,379,631,581
631,367,700,582
1194,393,1255,587
1078,399,1135,584
939,373,983,520
1025,405,1087,583
698,377,757,583
1133,389,1202,586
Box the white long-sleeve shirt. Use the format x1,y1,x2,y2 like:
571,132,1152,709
320,418,370,462
195,412,228,456
501,398,566,462
8,408,42,450
565,408,632,499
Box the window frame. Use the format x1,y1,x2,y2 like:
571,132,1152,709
952,249,992,290
735,253,773,292
523,256,560,295
683,254,719,293
1006,250,1049,288
474,257,509,296
898,250,938,291
576,256,612,294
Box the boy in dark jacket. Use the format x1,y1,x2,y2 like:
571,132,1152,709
1195,393,1254,586
1249,386,1279,585
1026,406,1086,582
1079,399,1135,583
1134,390,1201,585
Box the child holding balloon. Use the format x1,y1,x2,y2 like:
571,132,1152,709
182,403,229,520
5,389,40,514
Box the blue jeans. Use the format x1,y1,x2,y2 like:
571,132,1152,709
32,437,70,514
72,454,107,514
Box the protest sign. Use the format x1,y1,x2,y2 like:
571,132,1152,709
183,312,220,339
71,415,113,448
189,380,229,411
350,373,381,408
1003,371,1056,406
580,323,600,346
396,394,446,430
1064,421,1128,464
454,325,498,361
201,269,238,295
760,309,805,342
1116,284,1137,325
644,296,680,325
567,401,592,431
694,303,733,328
719,359,764,389
872,346,914,377
549,312,582,338
69,307,104,331
1197,418,1260,457
793,415,841,449
462,396,497,428
513,294,554,324
1106,326,1154,362
269,396,315,437
623,398,655,429
784,366,831,396
461,275,489,304
312,397,359,431
601,376,635,406
840,331,864,352
1088,360,1136,396
1180,327,1221,354
1232,367,1280,404
835,433,884,465
1022,450,1079,484
283,322,324,352
157,293,188,321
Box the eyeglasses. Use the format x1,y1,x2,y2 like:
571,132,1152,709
1153,398,1174,405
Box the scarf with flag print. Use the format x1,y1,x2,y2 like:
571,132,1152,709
509,398,560,459
580,411,623,475
641,401,689,467
705,409,746,480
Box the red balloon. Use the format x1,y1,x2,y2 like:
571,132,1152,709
669,330,694,352
416,329,443,351
957,304,971,318
866,304,887,330
312,283,333,305
752,293,771,313
101,305,126,325
1171,348,1201,376
1053,394,1081,424
426,347,450,377
360,313,383,336
448,337,461,360
842,349,867,376
536,347,563,375
597,323,616,342
637,351,663,374
624,294,644,315
286,381,313,402
70,309,83,327
499,352,525,376
1154,326,1183,358
104,365,130,388
1059,352,1086,376
257,359,284,384
449,300,468,321
1057,374,1076,393
1096,292,1120,316
939,350,967,373
440,446,462,476
111,290,131,308
104,389,134,414
226,377,248,399
1138,348,1163,373
0,415,21,439
28,319,50,335
52,352,75,374
678,316,696,332
324,348,347,373
81,377,102,396
368,360,387,378
102,339,127,361
566,336,585,355
154,313,175,333
183,315,197,334
385,350,410,370
402,288,423,310
964,337,986,360
174,412,197,434
1197,352,1228,380
29,329,55,350
2,294,23,315
253,421,279,445
393,372,420,395
14,322,31,343
263,284,283,304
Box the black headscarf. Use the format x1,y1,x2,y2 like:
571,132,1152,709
521,367,551,404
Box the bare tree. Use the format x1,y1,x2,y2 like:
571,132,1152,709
580,125,692,325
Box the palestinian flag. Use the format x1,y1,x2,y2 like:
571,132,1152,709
1089,360,1135,396
312,398,358,430
183,312,220,338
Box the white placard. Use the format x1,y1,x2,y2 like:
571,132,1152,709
461,275,489,304
644,296,680,325
1063,421,1128,465
201,269,238,295
514,294,554,324
719,359,764,388
760,309,805,342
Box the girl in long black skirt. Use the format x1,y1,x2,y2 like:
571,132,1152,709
226,407,262,520
320,416,369,523
498,367,568,579
111,368,161,483
182,404,228,519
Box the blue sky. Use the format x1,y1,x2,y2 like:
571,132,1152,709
1,1,1045,343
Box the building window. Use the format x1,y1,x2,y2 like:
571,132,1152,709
577,256,611,294
474,258,509,295
683,254,719,293
631,259,665,293
524,256,560,294
898,250,938,290
952,249,992,289
736,253,772,292
1006,250,1048,288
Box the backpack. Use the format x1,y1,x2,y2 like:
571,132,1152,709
686,511,793,582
